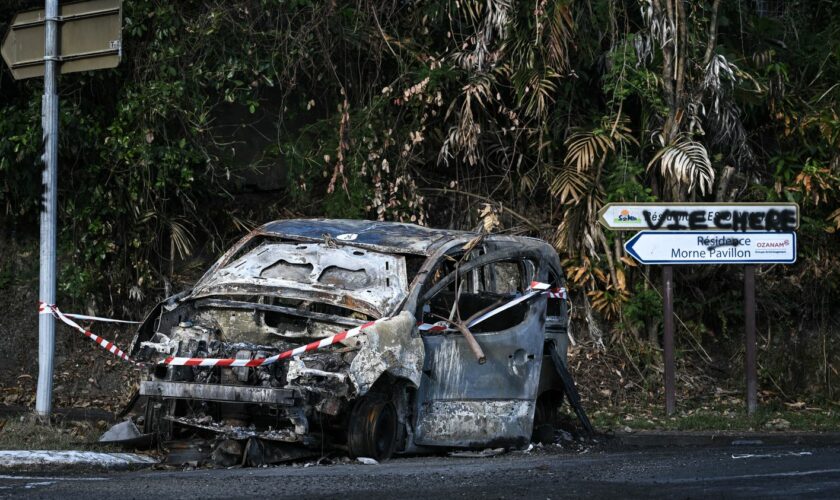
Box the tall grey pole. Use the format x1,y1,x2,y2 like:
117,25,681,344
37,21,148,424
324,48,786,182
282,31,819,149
663,265,675,416
744,265,757,415
35,0,59,417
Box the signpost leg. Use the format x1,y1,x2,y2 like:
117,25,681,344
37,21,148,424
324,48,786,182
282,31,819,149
663,266,675,416
35,0,59,418
744,265,757,415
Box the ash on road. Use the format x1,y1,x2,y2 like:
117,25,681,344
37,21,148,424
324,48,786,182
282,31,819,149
2,444,839,499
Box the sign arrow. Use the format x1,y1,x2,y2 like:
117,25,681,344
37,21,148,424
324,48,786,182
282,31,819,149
624,231,797,265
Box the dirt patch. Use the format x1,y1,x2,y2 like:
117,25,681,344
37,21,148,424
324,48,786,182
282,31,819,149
0,236,140,414
0,413,108,451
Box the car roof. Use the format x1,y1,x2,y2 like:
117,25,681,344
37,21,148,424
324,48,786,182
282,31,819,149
259,219,479,255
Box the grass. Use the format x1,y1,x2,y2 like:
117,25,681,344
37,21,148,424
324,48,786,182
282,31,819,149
589,404,840,432
0,414,115,451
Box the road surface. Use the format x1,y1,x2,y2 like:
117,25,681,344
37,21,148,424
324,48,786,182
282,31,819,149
1,443,839,498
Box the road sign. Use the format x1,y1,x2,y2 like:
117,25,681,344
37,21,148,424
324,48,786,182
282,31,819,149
624,231,797,265
599,202,799,231
1,0,122,80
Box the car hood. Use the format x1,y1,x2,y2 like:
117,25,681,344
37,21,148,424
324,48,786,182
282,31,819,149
190,240,409,317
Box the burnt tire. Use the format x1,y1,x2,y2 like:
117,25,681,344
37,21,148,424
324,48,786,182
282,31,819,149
347,393,398,461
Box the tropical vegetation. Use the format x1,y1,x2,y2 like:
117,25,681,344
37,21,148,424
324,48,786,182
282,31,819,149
1,0,838,404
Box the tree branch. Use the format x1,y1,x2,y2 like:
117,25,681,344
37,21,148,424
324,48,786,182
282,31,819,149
703,0,724,67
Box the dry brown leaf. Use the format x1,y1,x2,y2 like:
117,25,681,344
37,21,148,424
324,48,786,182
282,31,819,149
619,256,637,267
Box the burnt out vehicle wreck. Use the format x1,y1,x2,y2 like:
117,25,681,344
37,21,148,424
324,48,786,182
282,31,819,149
126,219,590,463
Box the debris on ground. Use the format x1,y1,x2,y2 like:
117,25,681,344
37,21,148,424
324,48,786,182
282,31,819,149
765,418,791,430
448,448,506,458
99,419,152,448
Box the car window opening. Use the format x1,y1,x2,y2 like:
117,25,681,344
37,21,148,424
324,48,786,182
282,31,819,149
422,258,532,334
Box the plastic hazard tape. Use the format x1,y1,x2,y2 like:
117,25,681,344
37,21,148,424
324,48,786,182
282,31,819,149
421,282,567,333
529,281,551,291
36,303,141,325
417,322,448,333
162,319,381,367
38,302,139,366
162,281,568,368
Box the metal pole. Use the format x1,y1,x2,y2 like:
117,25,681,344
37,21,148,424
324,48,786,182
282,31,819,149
35,0,59,417
663,265,675,416
744,265,757,415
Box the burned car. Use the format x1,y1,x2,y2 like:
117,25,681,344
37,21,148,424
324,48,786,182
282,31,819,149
128,219,585,462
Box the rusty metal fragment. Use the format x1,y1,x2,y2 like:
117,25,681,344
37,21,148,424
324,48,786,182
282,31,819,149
347,312,423,395
140,381,297,405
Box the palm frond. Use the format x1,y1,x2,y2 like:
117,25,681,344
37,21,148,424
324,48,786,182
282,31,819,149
648,135,715,195
168,218,195,260
550,165,591,205
545,2,574,72
564,131,614,172
513,69,560,118
563,114,637,172
828,207,840,232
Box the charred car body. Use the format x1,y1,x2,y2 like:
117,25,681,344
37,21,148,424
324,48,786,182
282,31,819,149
129,219,579,461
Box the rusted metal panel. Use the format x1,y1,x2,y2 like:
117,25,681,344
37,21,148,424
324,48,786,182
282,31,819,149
140,381,297,405
410,239,551,447
419,292,546,401
195,298,364,329
166,416,302,443
414,400,534,448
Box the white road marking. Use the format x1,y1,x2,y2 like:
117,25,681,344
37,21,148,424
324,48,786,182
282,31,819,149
727,468,840,480
663,468,840,483
0,475,106,481
24,481,56,489
732,451,813,459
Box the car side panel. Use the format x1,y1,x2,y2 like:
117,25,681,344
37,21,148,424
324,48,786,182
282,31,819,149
413,294,547,447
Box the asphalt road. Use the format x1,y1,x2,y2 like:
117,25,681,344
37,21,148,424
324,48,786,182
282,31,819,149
2,443,840,499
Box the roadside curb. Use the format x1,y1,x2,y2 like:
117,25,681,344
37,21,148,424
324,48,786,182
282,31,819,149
0,450,157,472
609,431,840,448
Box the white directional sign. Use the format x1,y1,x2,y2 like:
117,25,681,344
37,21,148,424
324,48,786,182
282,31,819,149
624,231,797,265
599,202,799,231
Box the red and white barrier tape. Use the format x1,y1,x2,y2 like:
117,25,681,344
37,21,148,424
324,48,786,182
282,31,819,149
36,302,141,324
419,282,566,333
161,281,568,367
38,281,568,368
38,302,139,366
417,322,448,333
529,281,551,291
162,319,380,367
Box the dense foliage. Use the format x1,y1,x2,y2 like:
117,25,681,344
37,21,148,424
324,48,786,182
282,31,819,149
1,0,838,400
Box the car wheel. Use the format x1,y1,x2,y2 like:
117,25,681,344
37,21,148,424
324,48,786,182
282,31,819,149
347,393,398,461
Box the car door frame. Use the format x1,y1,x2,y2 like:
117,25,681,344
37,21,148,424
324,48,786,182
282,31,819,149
405,237,555,448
